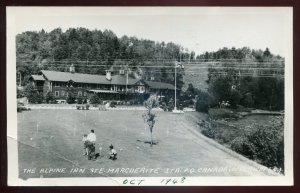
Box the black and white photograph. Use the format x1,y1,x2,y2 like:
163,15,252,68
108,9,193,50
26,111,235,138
6,7,293,186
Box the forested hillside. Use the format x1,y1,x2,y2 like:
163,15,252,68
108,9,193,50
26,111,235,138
16,28,190,88
16,28,284,111
193,47,284,111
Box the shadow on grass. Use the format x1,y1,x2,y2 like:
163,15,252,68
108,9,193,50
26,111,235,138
136,139,159,145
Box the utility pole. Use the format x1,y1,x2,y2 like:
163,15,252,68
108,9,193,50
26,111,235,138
173,61,184,114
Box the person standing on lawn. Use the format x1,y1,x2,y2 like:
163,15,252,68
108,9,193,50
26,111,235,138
82,134,88,156
86,129,97,160
87,129,96,144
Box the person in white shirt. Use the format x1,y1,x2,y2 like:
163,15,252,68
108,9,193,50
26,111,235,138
87,129,96,143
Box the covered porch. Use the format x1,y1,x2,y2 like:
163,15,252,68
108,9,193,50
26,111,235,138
87,89,150,104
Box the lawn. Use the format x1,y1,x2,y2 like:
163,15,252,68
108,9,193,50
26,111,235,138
17,109,271,179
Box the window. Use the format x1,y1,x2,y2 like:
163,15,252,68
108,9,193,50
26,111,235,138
54,82,60,87
61,91,65,96
78,91,82,97
78,83,82,88
55,91,59,97
83,92,87,97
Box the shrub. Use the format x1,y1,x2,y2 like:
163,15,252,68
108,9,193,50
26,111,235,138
36,93,43,104
229,89,242,108
201,126,217,139
196,100,209,113
241,93,254,108
66,91,76,104
199,119,216,139
45,91,54,104
27,92,43,104
208,108,238,119
230,136,254,159
195,90,210,113
77,98,83,104
180,99,194,108
89,94,100,104
24,85,43,104
110,101,117,108
160,102,168,111
235,105,251,112
167,98,174,111
17,88,25,98
230,116,284,171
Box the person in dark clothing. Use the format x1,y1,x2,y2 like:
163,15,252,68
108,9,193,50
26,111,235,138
109,144,117,160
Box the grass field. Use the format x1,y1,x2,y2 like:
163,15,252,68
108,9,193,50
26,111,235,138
17,109,272,179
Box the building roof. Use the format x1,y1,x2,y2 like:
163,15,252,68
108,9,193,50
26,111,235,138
37,70,175,89
30,75,45,81
110,74,141,85
41,70,141,85
145,81,176,90
41,70,109,84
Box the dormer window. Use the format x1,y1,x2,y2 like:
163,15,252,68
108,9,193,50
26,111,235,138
70,64,75,73
119,69,125,75
54,82,60,87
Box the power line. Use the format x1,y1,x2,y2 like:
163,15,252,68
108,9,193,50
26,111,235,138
17,63,285,69
17,63,284,74
17,58,285,62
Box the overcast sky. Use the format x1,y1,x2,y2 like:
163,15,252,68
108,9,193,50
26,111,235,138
7,7,292,56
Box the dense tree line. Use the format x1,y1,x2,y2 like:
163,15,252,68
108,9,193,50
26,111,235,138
196,47,284,111
16,28,188,88
17,28,284,110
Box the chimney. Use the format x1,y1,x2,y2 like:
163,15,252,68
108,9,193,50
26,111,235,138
70,64,75,73
106,70,112,81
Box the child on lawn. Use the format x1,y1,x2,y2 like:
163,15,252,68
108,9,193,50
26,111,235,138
109,144,117,160
82,134,88,155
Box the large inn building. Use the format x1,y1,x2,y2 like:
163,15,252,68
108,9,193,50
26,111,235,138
29,65,176,103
